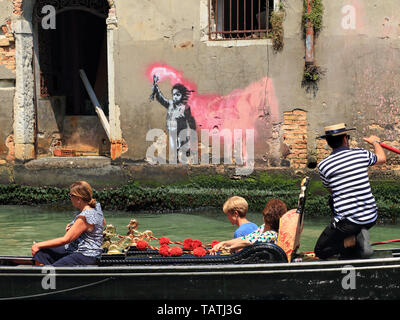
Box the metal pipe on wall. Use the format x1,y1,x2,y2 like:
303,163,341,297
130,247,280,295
305,0,314,65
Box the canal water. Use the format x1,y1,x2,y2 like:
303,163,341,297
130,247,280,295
0,205,400,256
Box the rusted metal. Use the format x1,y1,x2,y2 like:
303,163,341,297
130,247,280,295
209,0,269,40
111,140,123,160
305,0,314,65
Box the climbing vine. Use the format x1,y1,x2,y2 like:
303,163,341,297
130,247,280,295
301,64,326,95
302,0,324,36
270,2,286,52
301,0,325,95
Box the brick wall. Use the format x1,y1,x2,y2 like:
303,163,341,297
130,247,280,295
282,109,308,169
316,138,330,164
315,127,400,172
0,20,15,72
12,0,23,16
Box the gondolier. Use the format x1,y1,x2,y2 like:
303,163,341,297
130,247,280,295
314,123,386,259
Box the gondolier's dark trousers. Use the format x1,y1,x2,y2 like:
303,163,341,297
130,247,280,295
34,246,97,266
314,219,375,259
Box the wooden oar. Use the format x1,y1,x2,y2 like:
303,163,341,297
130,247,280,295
379,142,400,155
370,239,400,246
277,176,310,262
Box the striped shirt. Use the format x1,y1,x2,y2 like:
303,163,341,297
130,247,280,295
318,146,378,225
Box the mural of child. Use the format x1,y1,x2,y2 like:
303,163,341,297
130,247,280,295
150,74,197,162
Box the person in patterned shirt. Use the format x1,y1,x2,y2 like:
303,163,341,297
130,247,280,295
210,199,289,254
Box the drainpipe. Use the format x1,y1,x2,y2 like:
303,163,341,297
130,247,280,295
305,0,314,65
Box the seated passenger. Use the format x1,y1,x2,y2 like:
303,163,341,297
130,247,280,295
211,199,291,254
222,196,258,238
32,181,105,266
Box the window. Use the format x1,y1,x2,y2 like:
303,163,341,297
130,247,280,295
208,0,276,40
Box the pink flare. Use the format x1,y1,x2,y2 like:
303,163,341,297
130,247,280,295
147,63,279,135
147,63,197,92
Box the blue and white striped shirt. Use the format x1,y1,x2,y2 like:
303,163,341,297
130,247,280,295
318,147,378,225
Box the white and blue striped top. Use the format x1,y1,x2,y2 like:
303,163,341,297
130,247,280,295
318,146,378,225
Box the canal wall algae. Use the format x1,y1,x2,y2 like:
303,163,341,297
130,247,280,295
0,163,399,222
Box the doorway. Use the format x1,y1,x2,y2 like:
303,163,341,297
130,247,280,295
34,1,111,157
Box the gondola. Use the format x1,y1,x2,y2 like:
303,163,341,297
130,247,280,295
1,246,400,300
1,177,399,300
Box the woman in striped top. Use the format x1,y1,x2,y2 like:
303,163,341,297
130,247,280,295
314,123,386,259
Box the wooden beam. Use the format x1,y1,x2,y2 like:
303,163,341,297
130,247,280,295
79,69,111,141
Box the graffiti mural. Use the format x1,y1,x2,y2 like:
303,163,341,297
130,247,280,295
147,63,279,168
149,73,197,158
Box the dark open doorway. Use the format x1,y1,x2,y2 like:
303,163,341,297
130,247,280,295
38,9,108,116
34,1,111,158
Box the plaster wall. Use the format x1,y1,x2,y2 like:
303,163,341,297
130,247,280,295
113,0,400,168
114,0,307,167
1,0,400,172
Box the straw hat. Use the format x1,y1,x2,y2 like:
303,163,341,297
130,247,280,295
319,123,356,139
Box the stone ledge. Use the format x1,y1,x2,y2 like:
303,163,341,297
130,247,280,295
24,156,111,170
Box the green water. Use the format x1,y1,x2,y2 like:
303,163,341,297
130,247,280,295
1,205,400,256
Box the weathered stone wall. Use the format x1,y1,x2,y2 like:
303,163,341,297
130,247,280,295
111,0,400,174
0,1,15,163
0,0,400,185
114,0,306,170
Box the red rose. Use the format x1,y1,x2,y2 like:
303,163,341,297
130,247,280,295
136,240,148,251
159,244,171,257
183,238,193,251
193,247,206,257
210,240,220,248
192,240,203,249
159,237,170,245
169,246,183,257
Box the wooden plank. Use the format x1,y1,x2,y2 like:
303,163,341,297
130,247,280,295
79,69,111,141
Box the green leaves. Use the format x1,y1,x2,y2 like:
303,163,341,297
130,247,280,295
0,176,398,222
303,0,324,35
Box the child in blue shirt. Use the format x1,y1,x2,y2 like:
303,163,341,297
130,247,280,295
223,196,258,238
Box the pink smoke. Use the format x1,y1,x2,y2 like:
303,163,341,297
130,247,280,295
147,63,279,136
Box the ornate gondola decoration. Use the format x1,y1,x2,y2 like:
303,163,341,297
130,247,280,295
99,218,223,260
98,177,313,265
97,217,288,266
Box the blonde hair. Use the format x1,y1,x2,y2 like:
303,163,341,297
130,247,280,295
69,181,97,208
223,196,248,218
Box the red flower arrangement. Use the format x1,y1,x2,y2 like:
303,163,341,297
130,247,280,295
158,245,184,257
210,240,220,248
159,237,170,246
169,246,183,257
193,247,207,257
159,244,171,257
183,238,203,251
192,240,203,249
183,238,193,251
136,240,149,251
133,234,218,258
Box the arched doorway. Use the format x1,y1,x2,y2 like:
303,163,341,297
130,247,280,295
33,0,112,157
